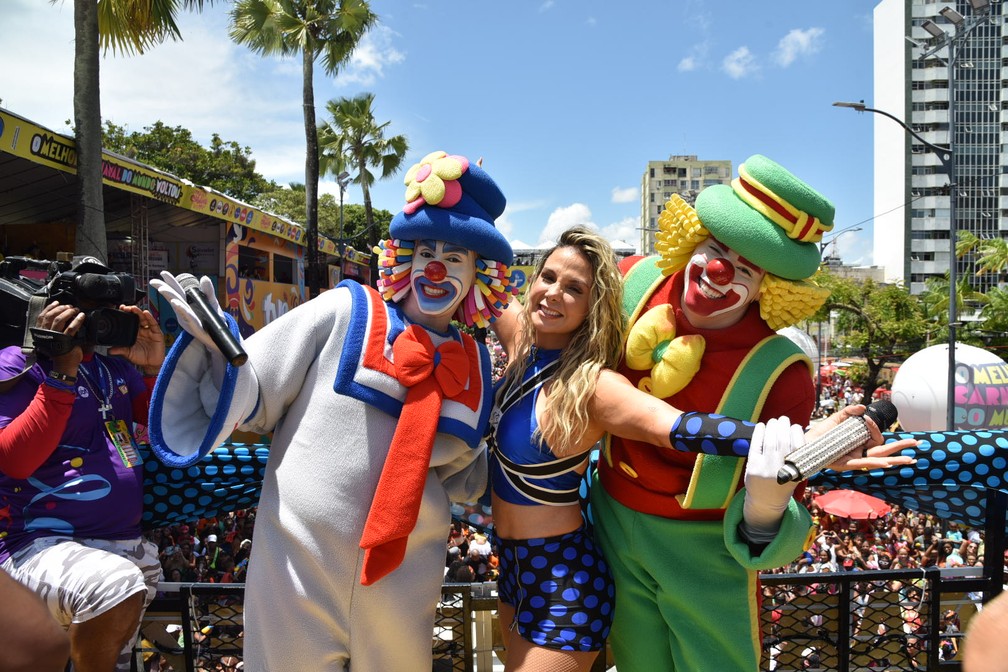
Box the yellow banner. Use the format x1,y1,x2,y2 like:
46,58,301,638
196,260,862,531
0,108,339,253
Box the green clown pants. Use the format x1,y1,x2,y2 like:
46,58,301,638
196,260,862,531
591,480,763,672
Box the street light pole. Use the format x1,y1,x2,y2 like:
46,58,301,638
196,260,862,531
834,100,959,431
830,5,987,431
819,225,864,257
834,0,989,431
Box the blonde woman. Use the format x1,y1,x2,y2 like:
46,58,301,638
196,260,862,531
488,225,913,672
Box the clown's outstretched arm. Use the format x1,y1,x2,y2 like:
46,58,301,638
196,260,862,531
590,369,756,455
723,409,917,569
147,272,260,467
147,272,342,467
590,373,919,463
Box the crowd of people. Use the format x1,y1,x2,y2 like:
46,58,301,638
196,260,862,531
147,510,256,586
135,483,995,669
760,486,987,667
444,521,499,583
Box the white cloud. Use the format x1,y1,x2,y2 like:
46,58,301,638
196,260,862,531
339,26,407,87
678,56,698,72
722,46,757,79
497,199,551,240
494,211,515,239
773,27,824,67
539,1,555,12
599,216,639,251
611,186,638,204
538,203,596,246
535,207,637,253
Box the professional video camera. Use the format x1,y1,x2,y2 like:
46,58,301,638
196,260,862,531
0,255,141,358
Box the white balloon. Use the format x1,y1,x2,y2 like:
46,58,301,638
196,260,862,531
892,343,1008,431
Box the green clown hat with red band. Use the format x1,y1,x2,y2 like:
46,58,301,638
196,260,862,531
695,154,835,280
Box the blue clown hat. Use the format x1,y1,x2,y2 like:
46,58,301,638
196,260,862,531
390,151,513,266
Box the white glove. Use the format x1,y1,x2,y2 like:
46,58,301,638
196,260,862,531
742,416,805,537
150,271,227,384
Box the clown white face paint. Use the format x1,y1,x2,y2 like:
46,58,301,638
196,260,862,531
406,239,477,330
681,236,766,329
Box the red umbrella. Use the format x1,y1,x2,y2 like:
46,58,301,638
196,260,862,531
814,489,892,520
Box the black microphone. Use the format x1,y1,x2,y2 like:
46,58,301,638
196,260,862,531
176,273,248,367
776,400,899,484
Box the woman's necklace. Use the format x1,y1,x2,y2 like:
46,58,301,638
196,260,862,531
77,358,114,421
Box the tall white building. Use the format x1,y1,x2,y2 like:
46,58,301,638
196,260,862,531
639,155,732,254
874,0,1003,294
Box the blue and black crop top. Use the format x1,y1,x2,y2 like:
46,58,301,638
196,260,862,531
488,348,589,507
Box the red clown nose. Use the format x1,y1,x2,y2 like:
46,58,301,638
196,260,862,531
424,261,447,282
705,258,735,285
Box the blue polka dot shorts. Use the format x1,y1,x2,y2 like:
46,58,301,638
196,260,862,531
494,527,614,652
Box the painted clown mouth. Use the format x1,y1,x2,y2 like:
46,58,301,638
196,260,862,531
421,284,449,298
697,277,726,299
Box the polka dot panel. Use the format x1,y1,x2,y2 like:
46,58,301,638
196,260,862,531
809,429,1008,531
140,442,269,530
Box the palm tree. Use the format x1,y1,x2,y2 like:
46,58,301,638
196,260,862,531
230,0,377,298
919,273,988,344
974,238,1008,276
70,0,211,261
978,286,1008,348
955,229,1008,277
318,92,408,285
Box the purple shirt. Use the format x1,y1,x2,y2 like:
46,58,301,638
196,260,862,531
0,347,146,563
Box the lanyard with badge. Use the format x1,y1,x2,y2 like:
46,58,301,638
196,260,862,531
78,358,143,469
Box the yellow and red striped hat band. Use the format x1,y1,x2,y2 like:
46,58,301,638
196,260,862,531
732,165,834,243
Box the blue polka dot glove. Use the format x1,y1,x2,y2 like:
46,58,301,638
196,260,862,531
667,411,756,457
742,417,805,539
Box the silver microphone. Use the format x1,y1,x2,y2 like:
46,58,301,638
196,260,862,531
776,400,899,484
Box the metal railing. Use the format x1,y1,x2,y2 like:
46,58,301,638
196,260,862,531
135,567,993,671
135,491,1007,671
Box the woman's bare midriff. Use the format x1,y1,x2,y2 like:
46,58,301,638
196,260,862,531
491,491,586,541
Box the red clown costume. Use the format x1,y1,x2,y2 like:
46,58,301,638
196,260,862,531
593,154,834,672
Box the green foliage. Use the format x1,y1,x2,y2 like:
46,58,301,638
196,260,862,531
229,0,377,76
229,0,378,297
812,268,929,397
974,286,1008,352
319,92,410,195
957,230,1008,276
102,120,276,201
916,273,988,347
96,0,215,55
251,185,392,244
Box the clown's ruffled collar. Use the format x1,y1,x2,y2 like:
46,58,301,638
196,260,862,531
332,280,493,448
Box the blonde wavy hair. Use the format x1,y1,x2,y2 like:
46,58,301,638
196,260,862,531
505,226,626,453
656,194,829,329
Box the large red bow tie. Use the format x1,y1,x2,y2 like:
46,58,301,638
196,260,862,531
359,325,470,585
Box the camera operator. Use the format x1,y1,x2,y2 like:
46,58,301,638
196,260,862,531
0,258,165,672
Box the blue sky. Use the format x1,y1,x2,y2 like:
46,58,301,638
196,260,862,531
3,0,880,263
